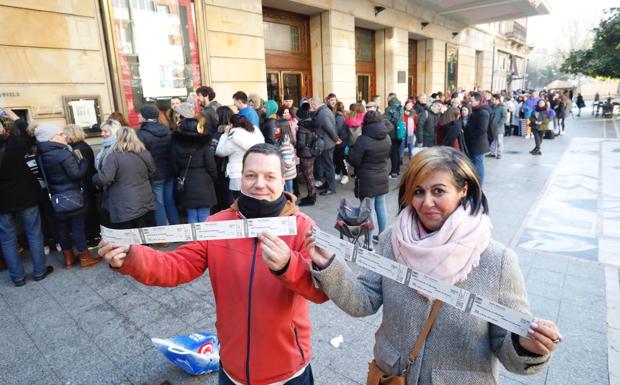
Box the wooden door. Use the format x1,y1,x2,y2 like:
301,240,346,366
355,28,376,102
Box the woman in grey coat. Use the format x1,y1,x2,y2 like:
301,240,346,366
306,147,561,385
93,127,156,229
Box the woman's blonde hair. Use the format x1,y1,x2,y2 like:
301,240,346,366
114,127,146,153
101,119,122,137
398,146,488,215
63,124,85,143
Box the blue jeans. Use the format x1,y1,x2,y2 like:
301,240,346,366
316,147,336,191
284,179,294,193
0,206,47,283
219,364,313,385
152,178,180,226
364,194,388,236
187,208,210,224
470,154,485,185
56,214,87,252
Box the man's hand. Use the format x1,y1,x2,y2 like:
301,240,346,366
304,230,333,269
1,108,19,121
258,231,291,272
98,240,130,268
335,139,343,145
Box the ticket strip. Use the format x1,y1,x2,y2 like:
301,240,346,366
100,218,532,337
311,228,533,338
100,216,298,245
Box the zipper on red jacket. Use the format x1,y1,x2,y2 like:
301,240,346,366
293,326,305,361
245,238,259,385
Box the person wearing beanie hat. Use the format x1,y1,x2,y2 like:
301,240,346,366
36,121,102,270
137,104,179,227
34,123,63,143
139,105,160,122
260,100,278,145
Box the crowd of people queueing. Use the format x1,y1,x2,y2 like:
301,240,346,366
0,85,573,287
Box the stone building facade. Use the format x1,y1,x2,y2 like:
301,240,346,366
0,0,548,133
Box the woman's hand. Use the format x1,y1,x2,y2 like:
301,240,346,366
519,318,562,355
304,230,333,269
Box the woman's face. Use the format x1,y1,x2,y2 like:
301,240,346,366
101,128,111,139
411,170,467,231
538,100,546,109
282,109,291,119
461,107,469,117
405,102,413,111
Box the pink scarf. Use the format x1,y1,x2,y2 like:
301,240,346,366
391,205,491,286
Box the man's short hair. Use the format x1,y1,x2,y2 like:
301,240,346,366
326,93,337,99
363,110,383,125
470,92,483,102
233,91,248,104
196,86,216,100
283,94,293,101
309,97,322,106
242,143,284,175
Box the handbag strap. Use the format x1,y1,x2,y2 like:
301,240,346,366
406,300,444,371
181,147,200,179
36,154,52,197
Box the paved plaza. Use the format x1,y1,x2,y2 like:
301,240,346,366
1,112,619,385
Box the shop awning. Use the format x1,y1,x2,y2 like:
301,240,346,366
412,0,551,25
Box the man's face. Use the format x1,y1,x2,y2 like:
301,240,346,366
309,102,319,112
328,97,337,107
241,153,284,201
171,98,181,110
470,98,480,108
196,93,205,106
418,96,427,104
284,99,293,108
532,91,539,99
367,106,377,112
491,98,499,106
234,99,244,110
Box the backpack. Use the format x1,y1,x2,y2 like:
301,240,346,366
310,135,325,157
395,120,406,141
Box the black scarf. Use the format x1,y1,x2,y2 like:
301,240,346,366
237,192,287,219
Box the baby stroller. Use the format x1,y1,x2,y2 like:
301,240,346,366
335,198,374,250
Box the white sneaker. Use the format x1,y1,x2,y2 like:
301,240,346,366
44,246,50,256
314,181,323,188
335,174,342,181
560,131,565,136
341,175,349,184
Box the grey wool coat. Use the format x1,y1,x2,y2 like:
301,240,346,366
312,229,550,385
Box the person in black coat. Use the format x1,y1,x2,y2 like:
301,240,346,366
137,105,180,226
348,111,391,241
64,124,100,246
464,92,491,184
35,123,101,269
310,98,340,195
171,119,218,223
0,109,51,286
333,102,349,184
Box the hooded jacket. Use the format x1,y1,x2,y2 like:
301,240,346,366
37,141,88,196
137,121,173,180
113,193,328,385
215,127,265,181
348,121,392,199
465,103,491,156
171,128,218,209
0,119,43,213
311,104,338,150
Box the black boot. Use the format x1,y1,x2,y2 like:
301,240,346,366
299,195,316,206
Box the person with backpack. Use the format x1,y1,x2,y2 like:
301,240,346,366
385,95,405,178
171,118,218,223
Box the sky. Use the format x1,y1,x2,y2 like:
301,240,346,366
526,0,617,52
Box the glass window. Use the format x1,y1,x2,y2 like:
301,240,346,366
355,29,373,62
111,0,201,125
263,21,300,52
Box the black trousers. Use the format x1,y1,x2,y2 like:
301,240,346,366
333,145,347,175
219,364,314,385
109,211,155,230
532,128,543,150
390,139,402,175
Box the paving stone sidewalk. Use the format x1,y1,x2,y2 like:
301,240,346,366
0,114,617,385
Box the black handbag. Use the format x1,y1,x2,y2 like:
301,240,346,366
176,148,199,194
37,155,84,214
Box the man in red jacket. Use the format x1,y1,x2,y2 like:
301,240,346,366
99,143,327,385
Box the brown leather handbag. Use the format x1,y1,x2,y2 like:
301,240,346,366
366,300,444,385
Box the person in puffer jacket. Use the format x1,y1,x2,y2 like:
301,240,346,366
137,105,179,226
98,143,328,385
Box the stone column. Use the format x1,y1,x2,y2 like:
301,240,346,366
203,0,267,103
310,10,356,106
376,27,409,106
458,46,476,92
416,38,446,94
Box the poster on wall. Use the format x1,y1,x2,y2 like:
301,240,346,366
446,45,458,93
63,95,102,132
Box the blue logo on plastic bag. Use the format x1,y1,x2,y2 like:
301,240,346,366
152,332,220,376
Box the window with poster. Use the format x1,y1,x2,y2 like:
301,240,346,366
445,45,458,93
104,0,202,126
